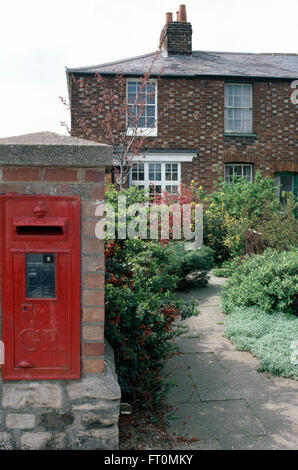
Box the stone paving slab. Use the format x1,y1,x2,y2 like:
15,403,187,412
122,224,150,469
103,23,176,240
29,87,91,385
219,432,298,450
176,335,235,353
163,352,247,402
167,399,265,441
245,396,298,435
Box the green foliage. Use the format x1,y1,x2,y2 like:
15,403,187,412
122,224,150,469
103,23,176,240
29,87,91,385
212,258,243,278
165,242,214,288
221,248,298,314
225,307,298,380
202,172,281,260
258,192,298,251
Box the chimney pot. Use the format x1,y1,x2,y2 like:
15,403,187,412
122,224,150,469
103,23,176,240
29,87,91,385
179,4,187,22
176,11,180,21
165,12,173,24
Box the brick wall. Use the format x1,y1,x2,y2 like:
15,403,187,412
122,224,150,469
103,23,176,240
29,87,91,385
70,75,298,193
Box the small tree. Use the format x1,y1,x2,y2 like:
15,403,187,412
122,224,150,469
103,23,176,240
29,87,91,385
60,51,164,189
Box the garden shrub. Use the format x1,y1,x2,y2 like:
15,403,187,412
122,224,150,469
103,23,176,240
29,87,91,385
221,248,298,314
165,241,214,288
202,172,280,260
257,192,298,251
225,307,298,380
212,257,243,278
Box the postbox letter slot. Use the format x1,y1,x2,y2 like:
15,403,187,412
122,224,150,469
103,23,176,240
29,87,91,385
16,226,63,236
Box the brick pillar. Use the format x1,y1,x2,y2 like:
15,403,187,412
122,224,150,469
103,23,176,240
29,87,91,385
0,132,120,450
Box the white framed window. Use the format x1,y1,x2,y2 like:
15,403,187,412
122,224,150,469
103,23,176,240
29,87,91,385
224,84,253,134
225,164,253,184
126,79,157,136
130,162,180,197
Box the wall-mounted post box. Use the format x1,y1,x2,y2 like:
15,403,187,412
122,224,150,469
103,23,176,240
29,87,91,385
0,195,81,380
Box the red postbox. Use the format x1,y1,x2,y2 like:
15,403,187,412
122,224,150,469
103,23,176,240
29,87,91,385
0,195,81,380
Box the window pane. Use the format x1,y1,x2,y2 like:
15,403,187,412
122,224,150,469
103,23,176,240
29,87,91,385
280,174,294,193
127,82,136,92
147,117,155,128
138,117,145,127
234,166,242,176
147,106,155,117
127,92,136,104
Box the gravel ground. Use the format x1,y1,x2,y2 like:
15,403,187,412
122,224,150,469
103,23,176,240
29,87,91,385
119,405,199,450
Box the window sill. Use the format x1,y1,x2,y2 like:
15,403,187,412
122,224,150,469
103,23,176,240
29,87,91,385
126,127,157,137
224,132,257,138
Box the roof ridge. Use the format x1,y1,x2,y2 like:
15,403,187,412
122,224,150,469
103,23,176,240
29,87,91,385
193,50,298,56
66,51,157,73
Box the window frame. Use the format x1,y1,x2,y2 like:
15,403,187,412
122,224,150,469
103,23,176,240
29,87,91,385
129,162,181,195
126,78,158,137
224,163,253,184
224,83,253,134
275,172,298,201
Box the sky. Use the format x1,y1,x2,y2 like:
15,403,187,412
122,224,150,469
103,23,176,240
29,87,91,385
0,0,297,138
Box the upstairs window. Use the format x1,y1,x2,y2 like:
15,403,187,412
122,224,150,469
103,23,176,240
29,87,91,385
224,84,253,134
225,163,253,184
126,80,157,136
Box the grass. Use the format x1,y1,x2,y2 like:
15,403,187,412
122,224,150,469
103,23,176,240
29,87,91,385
225,307,298,380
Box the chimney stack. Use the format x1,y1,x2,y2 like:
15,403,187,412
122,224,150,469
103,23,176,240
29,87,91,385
179,4,187,21
159,4,192,56
165,12,173,23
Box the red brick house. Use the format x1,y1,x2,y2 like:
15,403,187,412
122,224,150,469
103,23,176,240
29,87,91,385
66,4,298,199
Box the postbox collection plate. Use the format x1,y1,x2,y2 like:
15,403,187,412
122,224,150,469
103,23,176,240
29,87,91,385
0,195,81,380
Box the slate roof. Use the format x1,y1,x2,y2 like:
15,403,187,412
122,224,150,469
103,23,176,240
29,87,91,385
66,50,298,80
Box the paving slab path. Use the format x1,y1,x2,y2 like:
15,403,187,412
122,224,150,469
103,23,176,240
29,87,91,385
162,276,298,450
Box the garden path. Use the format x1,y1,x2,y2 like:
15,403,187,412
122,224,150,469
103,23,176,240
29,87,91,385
162,276,298,450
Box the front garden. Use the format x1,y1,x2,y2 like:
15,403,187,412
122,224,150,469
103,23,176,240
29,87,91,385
104,172,298,412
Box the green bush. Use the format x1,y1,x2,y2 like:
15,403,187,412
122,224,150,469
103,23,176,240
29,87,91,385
202,172,282,260
258,192,298,251
221,248,298,314
212,258,242,278
225,307,298,380
165,242,214,288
